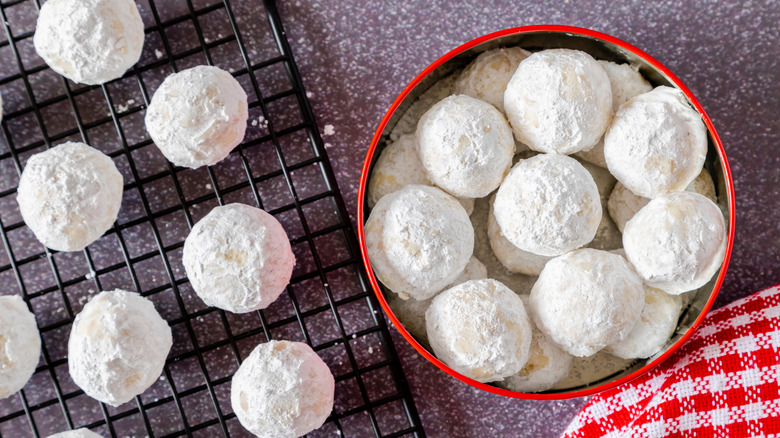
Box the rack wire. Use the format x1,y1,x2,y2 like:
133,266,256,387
0,0,424,436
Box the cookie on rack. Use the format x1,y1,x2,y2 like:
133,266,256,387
0,295,41,399
33,0,145,85
47,429,104,438
68,290,172,406
145,65,249,168
231,340,334,438
17,142,124,252
183,203,295,313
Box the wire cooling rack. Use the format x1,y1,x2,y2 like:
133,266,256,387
0,0,424,436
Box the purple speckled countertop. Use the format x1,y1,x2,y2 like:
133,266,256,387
275,1,780,436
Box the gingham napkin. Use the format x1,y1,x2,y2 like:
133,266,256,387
561,283,780,438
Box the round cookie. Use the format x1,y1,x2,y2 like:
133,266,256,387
0,296,41,399
530,249,645,357
387,256,487,344
17,142,123,252
604,86,708,198
575,60,653,168
608,169,718,233
416,94,515,198
231,341,334,438
365,185,473,301
426,279,533,382
145,66,249,168
183,203,295,313
494,154,601,257
623,192,727,294
604,286,683,359
497,295,573,393
48,430,104,438
33,0,144,85
487,196,552,275
453,46,531,113
503,49,612,154
69,290,172,406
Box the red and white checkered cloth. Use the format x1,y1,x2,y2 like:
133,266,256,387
562,283,780,438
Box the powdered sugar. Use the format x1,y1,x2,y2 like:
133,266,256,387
623,192,727,294
426,279,532,383
182,203,295,313
0,296,41,399
453,47,531,113
367,134,432,208
17,142,123,252
487,196,552,276
530,249,645,357
145,66,249,168
494,154,602,257
68,290,172,406
416,94,514,198
231,341,334,438
47,429,104,438
604,86,708,198
504,49,612,154
33,0,144,85
365,185,473,301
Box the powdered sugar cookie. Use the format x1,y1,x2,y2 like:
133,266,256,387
453,47,531,113
0,296,41,399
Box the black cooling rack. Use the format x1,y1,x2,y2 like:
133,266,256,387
0,0,424,436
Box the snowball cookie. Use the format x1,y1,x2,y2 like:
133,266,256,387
497,297,572,393
17,142,123,252
530,249,645,357
426,279,532,382
604,286,683,359
605,86,708,199
145,66,249,168
365,185,473,301
183,203,294,313
487,196,551,275
33,0,144,85
69,290,172,406
623,192,727,294
494,154,601,257
504,49,612,154
48,429,104,438
608,169,718,233
453,47,531,113
0,296,41,399
575,61,653,168
231,340,334,438
416,94,514,198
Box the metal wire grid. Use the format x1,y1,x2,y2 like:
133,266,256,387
0,0,424,436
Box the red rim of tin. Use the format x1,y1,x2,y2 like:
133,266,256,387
356,24,736,400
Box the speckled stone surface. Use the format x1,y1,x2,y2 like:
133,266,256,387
1,1,778,437
275,1,780,436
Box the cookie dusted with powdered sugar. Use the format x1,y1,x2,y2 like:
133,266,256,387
608,169,718,233
426,279,533,383
623,192,727,294
145,66,248,168
416,95,514,198
494,154,601,257
17,142,123,252
530,249,645,357
605,86,707,198
504,49,612,155
183,204,295,313
0,296,41,399
231,341,334,438
487,196,551,276
365,185,473,301
453,47,531,113
47,430,104,438
367,134,474,214
68,290,172,406
34,0,144,85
